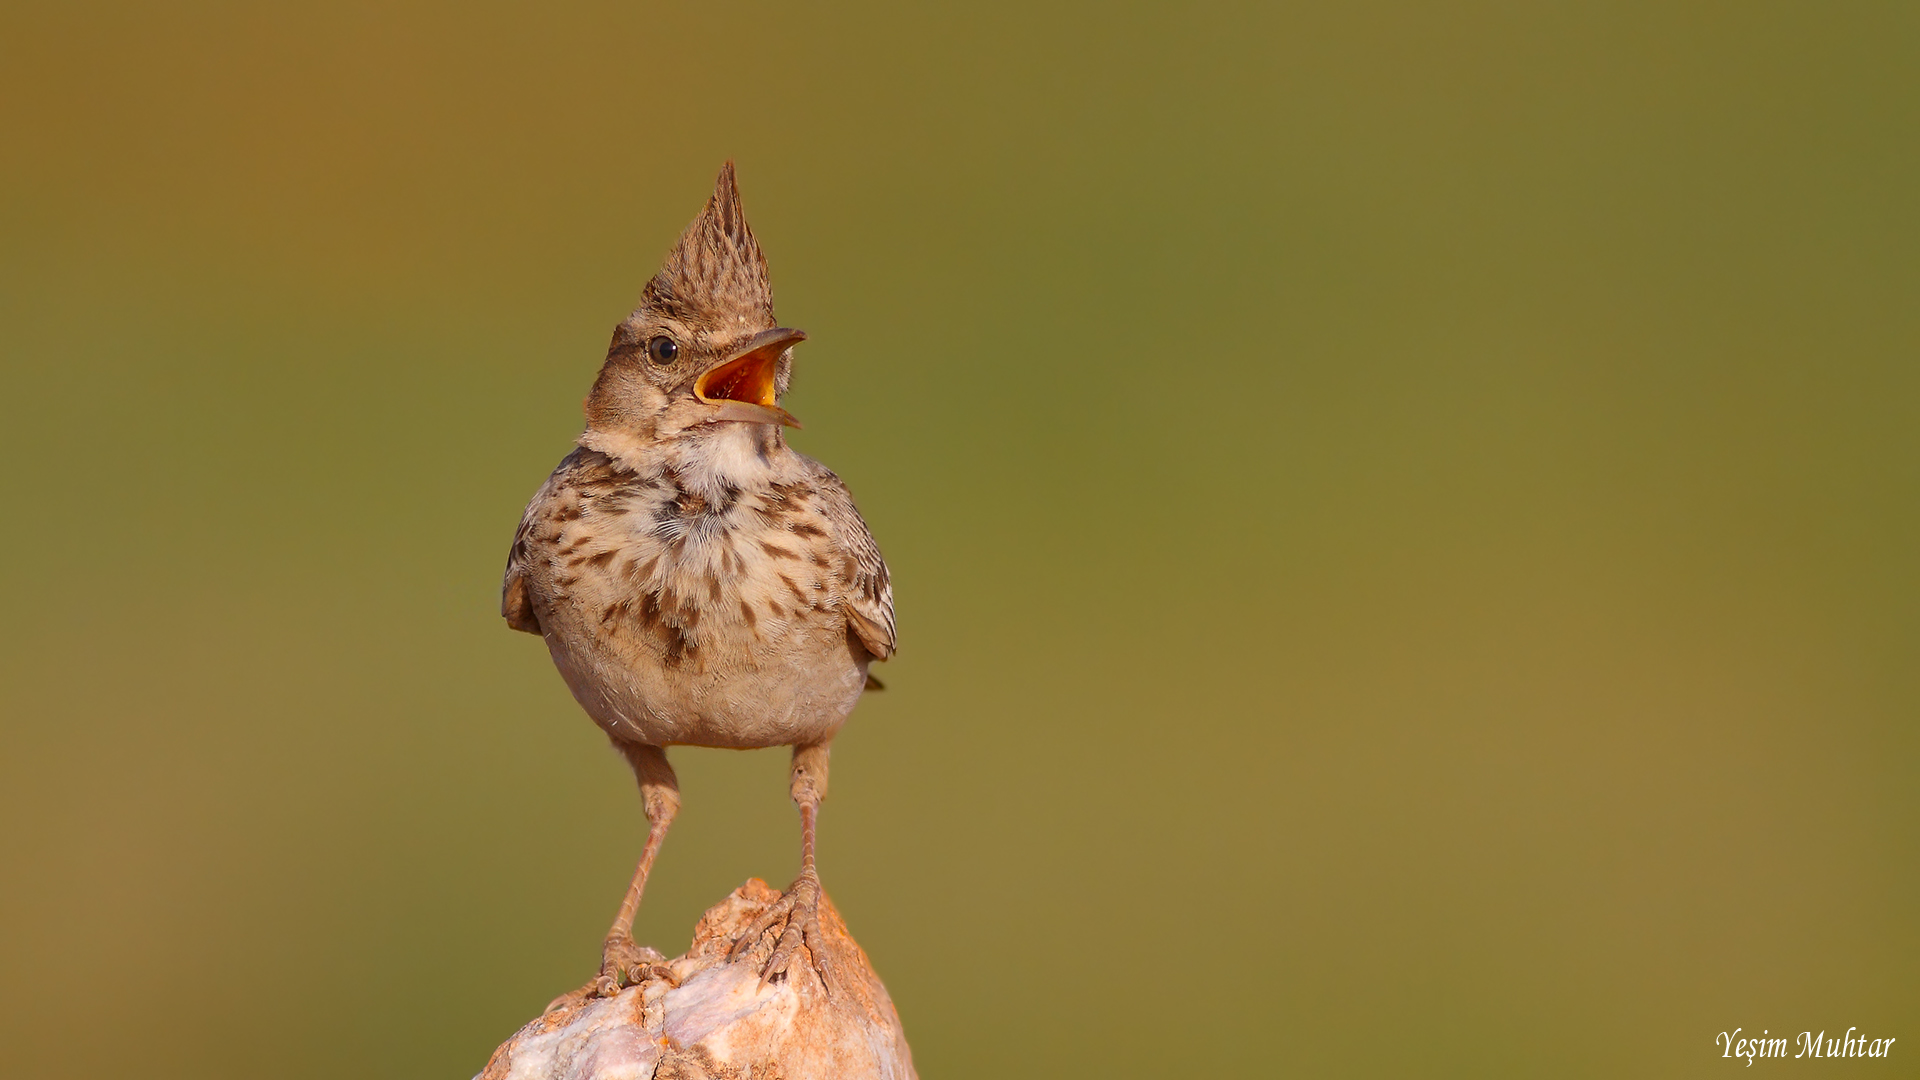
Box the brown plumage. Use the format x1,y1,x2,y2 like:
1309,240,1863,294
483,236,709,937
503,163,893,995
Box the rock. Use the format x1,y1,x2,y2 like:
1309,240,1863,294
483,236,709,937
478,880,915,1080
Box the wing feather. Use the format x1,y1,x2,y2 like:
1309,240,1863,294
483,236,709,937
501,448,604,636
806,463,896,661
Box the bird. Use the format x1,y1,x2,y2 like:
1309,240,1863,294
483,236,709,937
500,162,894,997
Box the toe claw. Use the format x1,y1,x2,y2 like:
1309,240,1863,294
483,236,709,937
732,906,785,962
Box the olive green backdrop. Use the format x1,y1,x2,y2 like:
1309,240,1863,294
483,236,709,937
1,3,1913,1077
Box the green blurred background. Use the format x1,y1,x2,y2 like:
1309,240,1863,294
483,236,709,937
2,2,1914,1076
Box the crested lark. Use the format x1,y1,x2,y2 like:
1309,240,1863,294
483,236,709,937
502,163,894,995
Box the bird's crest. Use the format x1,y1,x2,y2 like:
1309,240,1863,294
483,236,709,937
642,162,774,324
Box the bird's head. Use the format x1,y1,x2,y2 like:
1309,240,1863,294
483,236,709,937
584,162,805,442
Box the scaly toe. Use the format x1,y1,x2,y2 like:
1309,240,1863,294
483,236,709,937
595,936,667,996
732,901,791,963
733,874,833,993
801,910,837,988
763,922,807,983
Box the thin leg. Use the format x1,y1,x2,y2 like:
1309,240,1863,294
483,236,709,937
790,741,829,879
596,740,679,995
732,742,836,992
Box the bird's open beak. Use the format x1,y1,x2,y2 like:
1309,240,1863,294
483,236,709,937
694,326,805,428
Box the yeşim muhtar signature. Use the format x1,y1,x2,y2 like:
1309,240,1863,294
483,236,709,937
1717,1027,1896,1065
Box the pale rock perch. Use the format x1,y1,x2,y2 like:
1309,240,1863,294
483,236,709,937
477,882,914,1080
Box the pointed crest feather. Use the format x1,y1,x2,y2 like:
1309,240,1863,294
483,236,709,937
641,162,774,323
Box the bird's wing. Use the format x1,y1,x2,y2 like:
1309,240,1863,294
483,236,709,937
501,447,599,636
501,512,542,635
808,464,896,661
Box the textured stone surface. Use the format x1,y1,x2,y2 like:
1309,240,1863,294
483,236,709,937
478,881,914,1080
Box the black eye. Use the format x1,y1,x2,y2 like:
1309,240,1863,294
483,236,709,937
647,336,679,365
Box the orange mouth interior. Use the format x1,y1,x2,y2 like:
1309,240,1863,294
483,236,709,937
694,351,779,407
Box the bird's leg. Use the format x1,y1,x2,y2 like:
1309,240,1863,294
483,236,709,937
732,742,836,992
594,741,680,996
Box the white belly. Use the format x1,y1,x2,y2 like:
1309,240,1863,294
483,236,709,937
543,612,867,749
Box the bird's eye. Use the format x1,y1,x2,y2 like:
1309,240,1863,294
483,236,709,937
647,336,680,365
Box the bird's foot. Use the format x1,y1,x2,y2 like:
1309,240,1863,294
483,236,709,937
590,934,670,998
730,869,835,994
